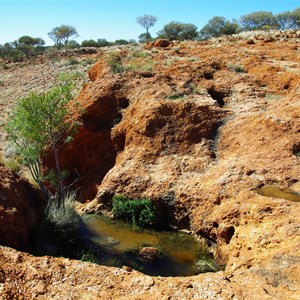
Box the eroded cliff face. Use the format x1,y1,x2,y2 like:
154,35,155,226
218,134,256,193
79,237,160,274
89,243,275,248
0,165,43,250
1,32,300,299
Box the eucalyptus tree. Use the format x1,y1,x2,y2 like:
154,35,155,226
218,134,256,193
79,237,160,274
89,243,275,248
48,25,78,49
6,73,78,207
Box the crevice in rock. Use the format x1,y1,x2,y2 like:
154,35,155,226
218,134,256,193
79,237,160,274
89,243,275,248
155,191,191,229
293,143,300,158
203,71,214,80
207,87,226,107
197,229,217,245
118,97,130,109
82,97,119,131
113,131,126,153
220,226,235,244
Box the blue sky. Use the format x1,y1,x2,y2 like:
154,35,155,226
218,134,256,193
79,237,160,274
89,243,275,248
1,0,299,45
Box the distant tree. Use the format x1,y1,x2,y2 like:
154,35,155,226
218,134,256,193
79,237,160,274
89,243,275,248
157,21,198,40
12,36,45,58
114,39,129,45
240,11,279,31
199,17,239,39
67,40,80,49
138,32,152,43
127,39,137,44
290,8,300,29
275,11,293,30
0,43,23,61
48,25,78,49
81,39,98,47
136,14,157,35
97,39,110,47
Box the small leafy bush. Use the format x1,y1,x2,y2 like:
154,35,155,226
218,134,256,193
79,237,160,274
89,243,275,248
107,52,126,73
112,195,155,227
194,259,219,273
5,158,21,172
226,63,246,73
80,247,101,264
165,92,186,100
44,191,81,255
0,62,9,70
67,58,80,66
81,58,95,66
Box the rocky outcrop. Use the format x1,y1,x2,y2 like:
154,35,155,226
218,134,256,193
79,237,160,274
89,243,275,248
0,34,300,299
0,165,43,250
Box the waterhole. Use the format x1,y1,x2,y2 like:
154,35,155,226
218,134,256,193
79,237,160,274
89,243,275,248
256,185,300,202
81,215,220,276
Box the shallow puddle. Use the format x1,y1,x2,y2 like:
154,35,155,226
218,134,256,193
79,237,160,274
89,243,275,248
256,185,300,202
81,215,219,276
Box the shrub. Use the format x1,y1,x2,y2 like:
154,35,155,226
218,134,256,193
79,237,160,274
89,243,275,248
199,17,239,40
81,58,96,66
0,62,9,70
114,39,129,45
67,40,80,49
194,259,219,273
66,58,80,65
226,63,245,73
80,247,101,264
107,52,126,73
157,21,198,41
112,195,155,227
5,158,21,172
165,92,186,100
240,11,279,31
97,39,110,47
45,191,81,254
81,39,98,48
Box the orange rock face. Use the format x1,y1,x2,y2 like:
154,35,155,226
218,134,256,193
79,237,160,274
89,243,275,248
54,34,300,298
1,32,300,299
0,165,43,250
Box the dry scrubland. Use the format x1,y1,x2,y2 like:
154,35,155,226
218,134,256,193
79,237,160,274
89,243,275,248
0,30,300,299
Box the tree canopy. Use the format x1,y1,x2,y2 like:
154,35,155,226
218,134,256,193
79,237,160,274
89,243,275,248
48,25,78,49
199,17,239,39
240,11,279,31
157,21,198,41
289,8,300,29
136,14,158,33
6,73,78,207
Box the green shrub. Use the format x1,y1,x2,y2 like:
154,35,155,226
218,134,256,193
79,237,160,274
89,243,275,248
165,92,186,100
81,58,95,66
107,52,126,73
194,259,219,273
97,39,110,47
66,58,80,66
226,63,246,73
112,195,155,227
5,158,21,172
44,191,81,255
80,247,101,264
0,62,9,70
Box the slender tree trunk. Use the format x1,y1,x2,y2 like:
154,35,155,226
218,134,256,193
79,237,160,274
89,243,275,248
52,143,65,208
28,163,51,202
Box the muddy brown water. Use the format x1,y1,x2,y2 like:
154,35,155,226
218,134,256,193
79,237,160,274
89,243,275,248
81,215,219,276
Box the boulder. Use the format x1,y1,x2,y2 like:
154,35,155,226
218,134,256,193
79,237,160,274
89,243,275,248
0,165,43,250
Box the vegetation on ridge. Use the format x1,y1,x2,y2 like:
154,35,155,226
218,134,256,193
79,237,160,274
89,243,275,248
0,7,299,62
